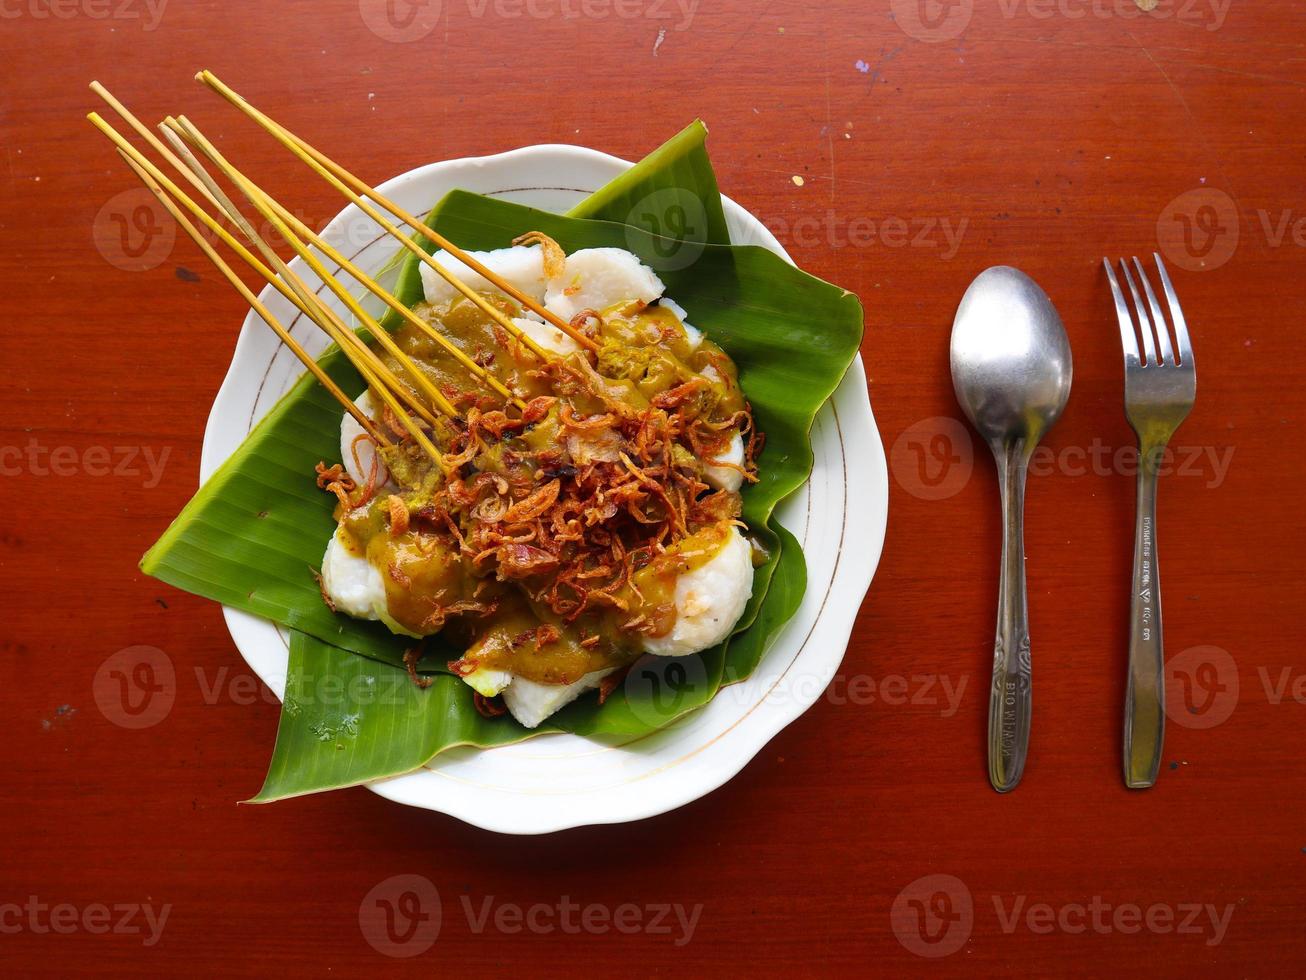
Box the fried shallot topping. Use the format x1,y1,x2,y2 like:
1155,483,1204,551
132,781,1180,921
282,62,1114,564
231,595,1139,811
386,495,410,536
512,230,566,280
393,353,755,625
473,693,508,718
313,299,762,651
403,645,434,689
314,461,355,509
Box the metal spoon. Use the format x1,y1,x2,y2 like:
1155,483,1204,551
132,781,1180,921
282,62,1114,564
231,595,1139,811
951,267,1072,793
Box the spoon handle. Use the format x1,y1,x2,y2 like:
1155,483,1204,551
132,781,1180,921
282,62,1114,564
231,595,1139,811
989,444,1032,793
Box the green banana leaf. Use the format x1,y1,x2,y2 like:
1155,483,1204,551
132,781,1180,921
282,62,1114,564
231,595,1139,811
249,219,858,799
566,119,731,243
253,522,807,803
135,122,862,800
140,345,408,665
254,631,526,802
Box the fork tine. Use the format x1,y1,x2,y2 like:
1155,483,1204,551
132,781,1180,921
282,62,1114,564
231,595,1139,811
1118,259,1157,366
1152,253,1194,367
1103,259,1141,365
1132,256,1175,365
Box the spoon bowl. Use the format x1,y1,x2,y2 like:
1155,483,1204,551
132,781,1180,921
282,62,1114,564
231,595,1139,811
952,266,1072,449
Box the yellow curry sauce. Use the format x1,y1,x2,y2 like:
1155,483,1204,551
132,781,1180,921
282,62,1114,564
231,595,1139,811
335,292,752,684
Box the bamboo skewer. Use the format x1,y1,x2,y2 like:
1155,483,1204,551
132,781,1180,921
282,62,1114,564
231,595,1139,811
86,98,449,430
91,83,510,429
127,161,441,466
163,118,468,420
144,131,446,431
89,79,586,471
165,114,533,406
210,101,579,358
93,80,553,390
262,195,554,366
117,154,391,447
87,112,447,466
150,144,453,463
167,126,554,367
195,70,600,354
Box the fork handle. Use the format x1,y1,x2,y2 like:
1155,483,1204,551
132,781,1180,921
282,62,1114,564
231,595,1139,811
988,443,1032,793
1124,446,1166,788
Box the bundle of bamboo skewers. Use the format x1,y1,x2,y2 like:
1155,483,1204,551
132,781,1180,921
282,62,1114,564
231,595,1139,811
88,71,601,467
100,74,768,718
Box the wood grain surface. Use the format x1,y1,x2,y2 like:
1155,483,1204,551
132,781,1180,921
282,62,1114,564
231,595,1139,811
3,0,1304,974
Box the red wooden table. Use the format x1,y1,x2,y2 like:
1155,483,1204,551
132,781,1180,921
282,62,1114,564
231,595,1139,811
4,0,1304,974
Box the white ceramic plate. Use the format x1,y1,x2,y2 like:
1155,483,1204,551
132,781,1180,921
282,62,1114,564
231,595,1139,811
201,144,888,834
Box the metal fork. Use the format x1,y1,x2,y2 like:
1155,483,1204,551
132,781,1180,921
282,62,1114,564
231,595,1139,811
1103,253,1197,789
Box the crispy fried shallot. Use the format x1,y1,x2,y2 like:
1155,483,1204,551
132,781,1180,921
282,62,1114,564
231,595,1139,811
403,645,434,689
313,295,764,667
512,230,566,280
315,461,356,509
386,495,410,536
